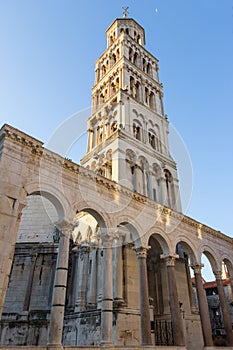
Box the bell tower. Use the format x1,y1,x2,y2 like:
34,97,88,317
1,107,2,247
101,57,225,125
80,16,182,212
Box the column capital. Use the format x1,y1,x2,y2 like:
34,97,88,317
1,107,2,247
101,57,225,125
90,240,98,249
79,242,90,257
135,246,150,259
161,254,179,266
191,264,204,274
55,220,74,238
214,270,222,280
113,229,125,247
99,231,115,248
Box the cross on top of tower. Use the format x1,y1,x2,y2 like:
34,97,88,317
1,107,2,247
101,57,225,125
122,6,129,18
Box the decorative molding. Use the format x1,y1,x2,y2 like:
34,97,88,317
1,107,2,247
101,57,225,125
1,123,233,247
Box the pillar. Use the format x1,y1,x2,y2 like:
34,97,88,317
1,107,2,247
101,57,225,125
164,255,185,346
88,241,98,307
160,175,168,207
75,242,89,311
100,231,113,345
113,232,124,305
87,128,94,152
67,246,79,310
214,270,233,346
48,220,73,349
23,253,38,311
135,246,152,345
192,264,213,346
229,274,233,302
147,171,153,200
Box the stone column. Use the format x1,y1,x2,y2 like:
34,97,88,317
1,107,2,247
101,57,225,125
87,128,94,152
135,246,152,345
159,176,167,206
88,241,98,307
48,220,73,349
229,274,233,302
192,264,213,346
113,232,124,305
147,171,153,200
67,246,79,310
214,270,233,346
100,231,114,345
23,252,38,311
75,242,90,311
164,255,185,346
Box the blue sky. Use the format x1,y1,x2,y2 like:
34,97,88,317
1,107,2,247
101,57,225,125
0,1,233,278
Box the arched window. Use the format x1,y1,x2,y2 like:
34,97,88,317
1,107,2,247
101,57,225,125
149,92,155,110
133,123,141,141
129,48,133,62
125,149,137,191
148,130,158,150
146,62,152,75
145,87,149,105
98,125,103,143
135,81,140,100
133,52,138,65
112,53,117,64
130,76,134,96
102,65,106,76
142,58,146,72
110,121,118,133
109,36,114,45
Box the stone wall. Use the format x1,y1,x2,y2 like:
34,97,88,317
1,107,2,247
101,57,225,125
17,195,59,243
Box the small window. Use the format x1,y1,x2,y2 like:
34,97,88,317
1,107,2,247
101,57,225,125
133,123,141,140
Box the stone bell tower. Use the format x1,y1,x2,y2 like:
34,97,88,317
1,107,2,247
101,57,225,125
80,16,182,212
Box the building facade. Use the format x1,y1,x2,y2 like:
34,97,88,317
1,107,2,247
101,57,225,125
0,16,233,350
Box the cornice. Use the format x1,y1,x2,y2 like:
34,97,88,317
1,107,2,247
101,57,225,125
1,123,233,246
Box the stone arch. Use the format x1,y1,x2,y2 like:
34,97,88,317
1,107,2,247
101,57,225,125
202,246,220,273
75,202,113,233
146,232,171,322
222,257,233,277
175,237,199,265
126,148,137,163
114,215,143,247
144,230,171,256
25,181,71,221
3,183,72,319
174,239,201,316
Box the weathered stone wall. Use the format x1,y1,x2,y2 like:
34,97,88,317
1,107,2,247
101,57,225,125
3,244,57,314
17,195,58,243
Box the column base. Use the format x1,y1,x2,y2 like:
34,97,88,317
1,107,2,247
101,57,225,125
99,340,113,347
113,298,126,308
47,343,63,350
